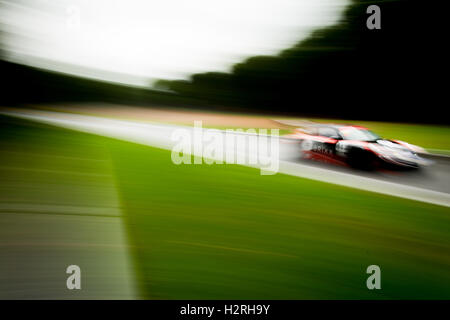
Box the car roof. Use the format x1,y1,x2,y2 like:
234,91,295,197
338,125,369,130
316,124,369,130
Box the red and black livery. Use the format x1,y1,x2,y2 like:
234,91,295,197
288,123,431,170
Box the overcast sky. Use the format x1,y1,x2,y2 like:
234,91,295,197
0,0,348,87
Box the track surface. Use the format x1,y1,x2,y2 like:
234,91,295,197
1,109,449,207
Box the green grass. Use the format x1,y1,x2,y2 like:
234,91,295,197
107,137,450,299
0,116,116,209
2,115,450,299
0,116,137,299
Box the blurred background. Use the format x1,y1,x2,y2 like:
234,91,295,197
0,0,449,299
0,0,447,123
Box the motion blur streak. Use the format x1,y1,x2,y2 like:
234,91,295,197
0,0,448,301
0,115,138,299
0,0,348,85
2,109,449,207
1,110,449,299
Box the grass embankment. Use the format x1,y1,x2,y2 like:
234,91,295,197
107,132,450,299
2,115,449,299
0,116,136,298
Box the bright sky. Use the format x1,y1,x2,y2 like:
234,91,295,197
0,0,348,87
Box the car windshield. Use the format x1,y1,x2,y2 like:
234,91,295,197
339,127,380,141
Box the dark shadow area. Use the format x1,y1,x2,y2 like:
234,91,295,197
157,0,447,124
1,0,447,124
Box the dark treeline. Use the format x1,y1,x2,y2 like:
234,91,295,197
156,0,447,124
0,59,197,108
1,0,446,124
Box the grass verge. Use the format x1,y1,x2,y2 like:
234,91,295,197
2,115,449,299
107,136,450,299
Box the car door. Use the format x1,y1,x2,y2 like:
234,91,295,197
316,127,340,156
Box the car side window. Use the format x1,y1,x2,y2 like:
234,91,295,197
318,128,339,138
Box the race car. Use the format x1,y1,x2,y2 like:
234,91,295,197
288,123,432,169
